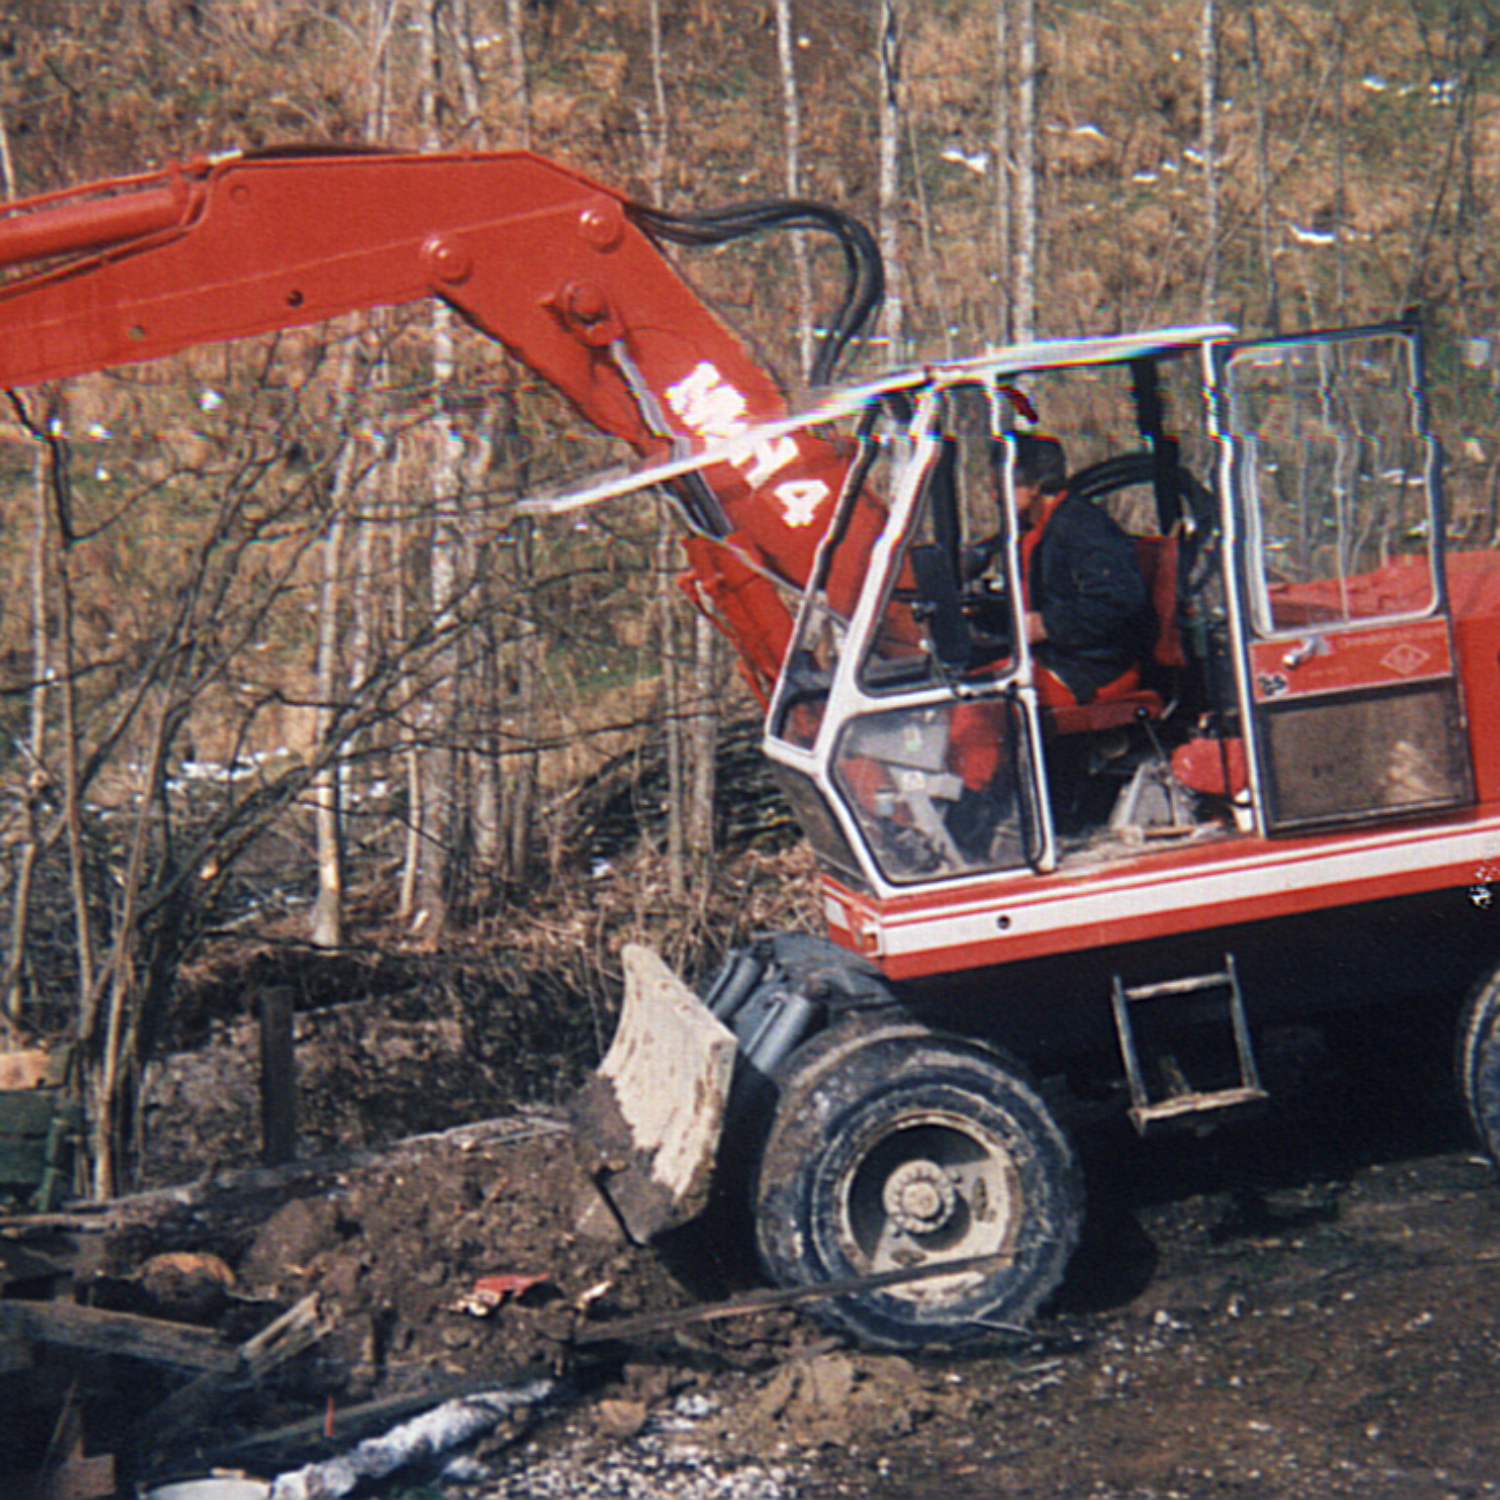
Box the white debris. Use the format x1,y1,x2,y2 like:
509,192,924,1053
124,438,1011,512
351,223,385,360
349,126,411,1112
269,1377,557,1500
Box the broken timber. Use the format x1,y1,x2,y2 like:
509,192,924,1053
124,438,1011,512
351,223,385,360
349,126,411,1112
0,1298,239,1373
140,1294,328,1460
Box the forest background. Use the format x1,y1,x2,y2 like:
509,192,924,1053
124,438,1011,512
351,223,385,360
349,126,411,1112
0,0,1497,1195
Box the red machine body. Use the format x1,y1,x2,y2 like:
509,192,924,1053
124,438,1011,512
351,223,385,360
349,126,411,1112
13,149,1500,1349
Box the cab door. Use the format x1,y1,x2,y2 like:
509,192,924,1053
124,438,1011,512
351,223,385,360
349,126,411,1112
1213,322,1473,832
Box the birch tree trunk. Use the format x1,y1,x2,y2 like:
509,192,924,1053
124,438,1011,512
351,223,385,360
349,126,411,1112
876,0,904,355
484,6,539,884
643,0,669,201
344,337,387,841
502,0,531,148
362,0,402,140
308,427,356,950
657,517,686,899
1245,1,1280,333
775,0,815,382
410,0,462,938
993,0,1013,344
414,350,463,938
455,414,497,878
395,512,422,924
505,516,539,886
311,1,400,945
451,0,505,884
640,0,691,899
687,610,718,892
1200,0,1219,320
1015,0,1038,342
452,0,484,143
1331,5,1348,318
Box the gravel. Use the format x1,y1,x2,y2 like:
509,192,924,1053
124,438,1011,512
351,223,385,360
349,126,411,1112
450,1393,807,1500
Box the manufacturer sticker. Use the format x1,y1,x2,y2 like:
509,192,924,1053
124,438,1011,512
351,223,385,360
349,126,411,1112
1380,642,1432,677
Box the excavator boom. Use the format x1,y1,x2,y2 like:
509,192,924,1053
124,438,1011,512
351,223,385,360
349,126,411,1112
0,148,874,692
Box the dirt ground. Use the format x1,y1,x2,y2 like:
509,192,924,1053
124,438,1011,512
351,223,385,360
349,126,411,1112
36,990,1493,1500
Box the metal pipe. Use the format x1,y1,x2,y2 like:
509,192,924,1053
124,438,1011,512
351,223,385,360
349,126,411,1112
0,179,188,271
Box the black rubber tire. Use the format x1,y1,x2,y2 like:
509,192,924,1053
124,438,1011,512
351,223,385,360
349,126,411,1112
753,1019,1082,1349
1458,965,1500,1166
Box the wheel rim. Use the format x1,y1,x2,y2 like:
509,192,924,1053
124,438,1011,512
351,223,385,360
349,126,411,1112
833,1109,1023,1305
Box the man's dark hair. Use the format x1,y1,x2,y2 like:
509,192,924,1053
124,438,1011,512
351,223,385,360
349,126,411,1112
1011,433,1068,495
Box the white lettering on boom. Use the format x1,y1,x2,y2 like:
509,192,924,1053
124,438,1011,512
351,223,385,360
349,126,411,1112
664,362,828,525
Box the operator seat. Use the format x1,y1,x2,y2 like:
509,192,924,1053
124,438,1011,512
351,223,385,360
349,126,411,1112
1041,528,1181,736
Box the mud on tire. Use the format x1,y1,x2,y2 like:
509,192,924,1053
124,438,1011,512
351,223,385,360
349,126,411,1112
753,1018,1082,1349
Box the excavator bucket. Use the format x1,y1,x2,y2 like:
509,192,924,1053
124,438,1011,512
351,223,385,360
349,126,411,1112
570,944,738,1244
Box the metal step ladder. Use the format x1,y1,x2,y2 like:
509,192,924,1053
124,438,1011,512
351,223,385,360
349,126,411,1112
1110,954,1268,1134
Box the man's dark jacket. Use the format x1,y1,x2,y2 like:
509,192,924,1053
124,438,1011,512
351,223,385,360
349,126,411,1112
1027,492,1152,702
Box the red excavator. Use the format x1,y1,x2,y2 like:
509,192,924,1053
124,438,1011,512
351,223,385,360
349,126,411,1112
9,148,1500,1350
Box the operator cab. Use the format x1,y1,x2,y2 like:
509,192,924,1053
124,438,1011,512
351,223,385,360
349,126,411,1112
764,320,1469,892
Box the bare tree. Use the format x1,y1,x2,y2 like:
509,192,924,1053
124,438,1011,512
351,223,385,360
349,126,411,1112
501,0,531,149
776,0,815,381
4,451,48,1028
309,0,406,948
1201,0,1219,319
309,478,348,950
361,0,404,140
406,0,467,939
1245,0,1281,333
1015,0,1038,341
0,79,16,201
877,0,904,354
309,342,390,953
642,0,670,204
637,0,694,899
686,610,719,890
993,0,1014,344
28,399,98,1057
1331,2,1348,318
503,512,539,887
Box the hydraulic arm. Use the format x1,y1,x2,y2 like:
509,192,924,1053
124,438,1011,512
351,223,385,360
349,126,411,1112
0,148,879,693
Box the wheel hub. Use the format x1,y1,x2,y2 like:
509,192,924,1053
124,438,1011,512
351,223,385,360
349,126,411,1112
881,1158,959,1235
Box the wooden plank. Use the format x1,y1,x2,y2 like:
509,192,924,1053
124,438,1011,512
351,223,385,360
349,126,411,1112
0,1299,237,1373
140,1294,328,1458
0,1051,50,1090
0,1089,71,1194
0,1089,60,1133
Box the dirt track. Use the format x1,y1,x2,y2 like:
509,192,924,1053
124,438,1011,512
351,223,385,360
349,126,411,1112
454,1129,1500,1500
12,982,1500,1498
159,1022,1500,1496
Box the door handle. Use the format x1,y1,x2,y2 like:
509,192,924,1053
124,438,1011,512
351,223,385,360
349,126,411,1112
1282,636,1319,669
